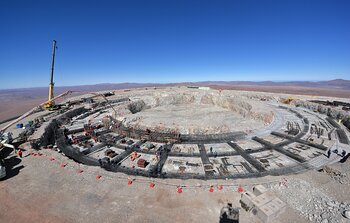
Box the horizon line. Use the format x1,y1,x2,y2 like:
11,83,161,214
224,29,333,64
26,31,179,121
0,78,349,91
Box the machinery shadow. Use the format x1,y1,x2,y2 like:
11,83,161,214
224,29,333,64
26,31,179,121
0,147,14,159
219,203,239,223
219,214,239,223
0,148,24,181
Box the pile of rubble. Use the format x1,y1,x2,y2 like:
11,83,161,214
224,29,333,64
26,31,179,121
269,178,350,223
320,166,349,184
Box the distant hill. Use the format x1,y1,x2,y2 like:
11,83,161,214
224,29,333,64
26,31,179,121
0,83,157,103
194,79,350,90
1,79,350,103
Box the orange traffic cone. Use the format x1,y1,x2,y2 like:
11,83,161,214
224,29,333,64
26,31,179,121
17,149,23,158
127,176,133,185
237,185,244,193
177,186,182,193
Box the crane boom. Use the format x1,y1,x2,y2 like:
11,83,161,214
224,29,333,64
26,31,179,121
43,40,57,109
48,40,57,104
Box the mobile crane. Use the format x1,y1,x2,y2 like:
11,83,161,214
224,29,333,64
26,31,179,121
44,40,58,110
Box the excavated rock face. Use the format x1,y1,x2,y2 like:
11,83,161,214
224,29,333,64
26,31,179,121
201,94,251,118
154,93,196,107
294,100,350,131
120,90,275,135
200,93,274,123
128,100,146,114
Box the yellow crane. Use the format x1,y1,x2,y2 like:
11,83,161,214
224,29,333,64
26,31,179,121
44,40,57,109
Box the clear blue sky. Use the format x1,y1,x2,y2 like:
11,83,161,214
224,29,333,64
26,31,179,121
0,0,349,89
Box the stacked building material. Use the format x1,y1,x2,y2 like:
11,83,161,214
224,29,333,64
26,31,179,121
137,158,148,168
240,185,286,223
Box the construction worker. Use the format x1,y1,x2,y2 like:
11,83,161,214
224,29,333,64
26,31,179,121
17,149,23,158
130,151,137,161
327,149,331,158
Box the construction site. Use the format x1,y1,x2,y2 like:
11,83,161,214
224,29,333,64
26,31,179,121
1,41,350,223
1,82,350,222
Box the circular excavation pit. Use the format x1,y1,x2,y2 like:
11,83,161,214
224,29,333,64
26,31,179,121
120,90,274,136
124,103,270,136
33,87,349,180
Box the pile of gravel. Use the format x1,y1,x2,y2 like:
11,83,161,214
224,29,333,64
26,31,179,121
268,178,350,223
320,166,349,185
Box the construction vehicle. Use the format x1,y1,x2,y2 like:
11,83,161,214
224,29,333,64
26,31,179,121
44,40,60,110
0,159,6,179
282,97,297,104
0,132,14,150
0,132,13,180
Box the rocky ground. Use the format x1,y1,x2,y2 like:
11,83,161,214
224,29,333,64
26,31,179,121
1,147,349,223
269,176,350,223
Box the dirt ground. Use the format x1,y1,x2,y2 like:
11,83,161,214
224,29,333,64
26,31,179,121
0,98,45,123
2,147,349,223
